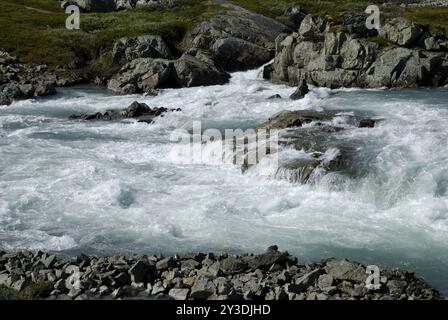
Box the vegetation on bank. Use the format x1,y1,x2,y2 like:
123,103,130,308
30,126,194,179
1,0,447,82
0,0,222,78
230,0,448,32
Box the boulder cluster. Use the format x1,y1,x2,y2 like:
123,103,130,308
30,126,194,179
0,51,60,106
106,6,288,94
265,13,448,89
0,247,444,300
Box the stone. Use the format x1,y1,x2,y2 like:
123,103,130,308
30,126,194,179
112,287,124,299
246,247,290,271
318,274,334,290
268,94,282,100
380,18,425,47
42,255,57,268
359,118,376,128
387,280,407,295
108,58,177,94
75,294,89,300
173,49,230,87
151,281,167,295
128,260,148,283
220,257,247,275
190,277,216,299
295,269,324,288
168,288,190,300
290,80,309,100
188,7,288,71
156,257,175,270
257,110,332,130
112,35,173,63
99,285,110,296
325,260,366,283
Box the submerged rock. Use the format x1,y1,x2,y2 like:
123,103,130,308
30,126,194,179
257,110,333,130
68,101,181,123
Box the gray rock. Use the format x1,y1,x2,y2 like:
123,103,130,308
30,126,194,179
108,58,177,94
257,110,332,130
220,257,247,275
190,277,216,299
380,18,425,47
188,6,288,71
168,288,190,300
156,257,175,270
112,35,173,63
290,79,309,100
173,49,230,87
325,259,366,283
318,274,334,290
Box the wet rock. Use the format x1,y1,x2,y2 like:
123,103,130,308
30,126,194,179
108,58,177,94
359,118,376,128
68,101,180,123
257,110,332,130
290,80,310,100
268,94,282,100
173,49,230,87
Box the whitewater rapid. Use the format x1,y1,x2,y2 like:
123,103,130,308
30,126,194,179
1,67,448,292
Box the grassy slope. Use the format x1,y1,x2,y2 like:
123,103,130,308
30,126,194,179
0,0,222,78
231,0,448,31
0,0,447,80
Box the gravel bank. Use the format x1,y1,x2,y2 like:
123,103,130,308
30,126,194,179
0,246,445,301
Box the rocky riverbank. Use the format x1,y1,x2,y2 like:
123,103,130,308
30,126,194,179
0,247,445,300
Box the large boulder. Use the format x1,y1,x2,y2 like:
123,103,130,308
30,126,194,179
173,49,230,87
188,7,288,71
380,17,425,47
112,35,174,64
108,49,230,93
107,58,177,94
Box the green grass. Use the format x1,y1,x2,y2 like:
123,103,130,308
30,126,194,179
1,0,447,81
0,0,223,78
404,7,448,34
231,0,448,31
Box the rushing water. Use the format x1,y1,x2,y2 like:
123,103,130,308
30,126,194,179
1,67,448,293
